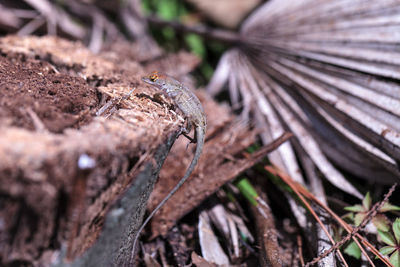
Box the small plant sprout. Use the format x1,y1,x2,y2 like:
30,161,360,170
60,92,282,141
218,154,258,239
344,192,400,231
342,192,400,260
378,218,400,267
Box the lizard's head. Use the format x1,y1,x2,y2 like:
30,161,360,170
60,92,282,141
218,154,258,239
142,71,168,89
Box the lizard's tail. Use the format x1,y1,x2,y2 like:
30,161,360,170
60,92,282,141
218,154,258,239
130,126,205,263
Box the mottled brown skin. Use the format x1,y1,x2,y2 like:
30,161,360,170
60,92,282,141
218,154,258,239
132,71,206,256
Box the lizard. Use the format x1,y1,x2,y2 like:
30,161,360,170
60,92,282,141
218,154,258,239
131,71,207,257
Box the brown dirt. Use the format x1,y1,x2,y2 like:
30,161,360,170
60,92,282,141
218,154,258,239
0,52,98,132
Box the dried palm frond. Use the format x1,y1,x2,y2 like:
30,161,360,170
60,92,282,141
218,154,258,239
208,0,400,197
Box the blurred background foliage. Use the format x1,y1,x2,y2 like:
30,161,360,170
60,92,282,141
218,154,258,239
142,0,230,85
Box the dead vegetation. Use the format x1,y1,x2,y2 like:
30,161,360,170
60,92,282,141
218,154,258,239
1,1,400,267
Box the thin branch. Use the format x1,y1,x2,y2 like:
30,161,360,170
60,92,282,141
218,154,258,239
17,15,45,35
145,15,242,45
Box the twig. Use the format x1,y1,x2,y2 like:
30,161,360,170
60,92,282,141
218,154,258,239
23,0,86,38
11,8,39,19
66,0,123,45
96,88,136,117
297,235,305,266
145,15,242,45
25,107,48,133
119,5,162,60
304,183,397,267
88,12,104,53
251,132,293,158
17,15,45,35
120,1,148,39
252,183,282,267
0,4,22,29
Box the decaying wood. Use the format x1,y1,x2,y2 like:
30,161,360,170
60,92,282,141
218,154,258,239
0,35,199,266
251,187,282,267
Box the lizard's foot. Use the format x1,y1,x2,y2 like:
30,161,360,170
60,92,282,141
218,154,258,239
178,126,197,150
183,131,197,151
179,127,195,141
179,121,196,141
183,132,196,143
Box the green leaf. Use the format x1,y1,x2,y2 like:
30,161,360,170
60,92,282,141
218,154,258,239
344,241,361,259
184,34,205,58
363,192,372,210
380,246,397,256
378,230,397,246
236,178,258,206
246,143,261,154
342,212,354,222
393,218,400,244
372,214,391,232
354,212,366,226
344,204,365,213
390,250,400,267
157,0,178,20
380,203,400,213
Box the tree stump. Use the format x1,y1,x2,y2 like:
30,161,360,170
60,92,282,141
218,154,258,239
0,35,184,266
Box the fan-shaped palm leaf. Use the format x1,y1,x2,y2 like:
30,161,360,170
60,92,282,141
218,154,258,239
208,0,400,198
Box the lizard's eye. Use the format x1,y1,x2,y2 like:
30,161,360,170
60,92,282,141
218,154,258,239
150,74,158,82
